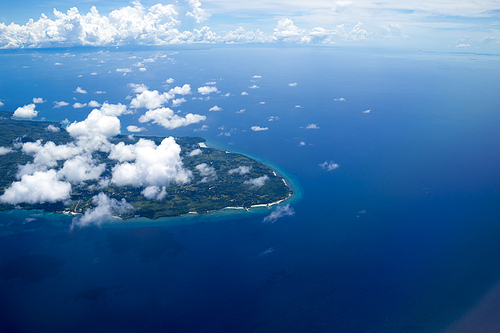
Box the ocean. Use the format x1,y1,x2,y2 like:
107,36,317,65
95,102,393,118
1,46,500,332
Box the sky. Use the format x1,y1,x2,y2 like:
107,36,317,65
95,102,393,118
0,0,499,51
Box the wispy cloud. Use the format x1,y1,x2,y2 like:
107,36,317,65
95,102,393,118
251,126,268,131
263,204,295,223
319,161,339,171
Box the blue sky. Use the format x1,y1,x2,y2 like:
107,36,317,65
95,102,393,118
0,0,499,51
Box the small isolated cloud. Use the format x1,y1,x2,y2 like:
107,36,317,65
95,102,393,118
263,204,295,223
319,161,339,171
205,81,216,85
127,125,147,133
172,98,187,107
288,82,298,87
244,175,269,188
188,148,202,156
128,83,149,94
334,98,346,101
141,186,167,200
138,107,206,130
455,44,471,48
241,91,248,96
0,147,13,155
268,116,279,121
71,193,133,229
194,124,209,132
198,86,218,95
251,126,268,131
228,166,251,175
249,85,259,89
223,93,230,97
73,102,87,109
252,75,262,79
299,141,305,146
45,124,60,132
259,102,266,105
54,101,69,108
209,105,222,111
166,78,174,84
195,163,217,182
54,62,62,66
306,123,319,129
88,100,101,108
116,68,132,73
0,100,4,107
90,72,98,75
75,87,87,94
295,105,303,108
33,98,45,104
139,68,147,72
362,109,371,113
237,109,245,113
95,91,106,94
13,104,38,119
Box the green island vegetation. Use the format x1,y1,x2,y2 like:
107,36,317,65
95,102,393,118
0,111,293,219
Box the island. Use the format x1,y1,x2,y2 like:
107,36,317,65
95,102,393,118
0,111,293,220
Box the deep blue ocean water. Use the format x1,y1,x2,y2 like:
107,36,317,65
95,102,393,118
1,46,500,332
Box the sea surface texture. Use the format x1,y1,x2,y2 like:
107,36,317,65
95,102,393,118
1,47,500,332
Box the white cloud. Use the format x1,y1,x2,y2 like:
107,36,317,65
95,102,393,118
172,98,187,107
130,85,191,109
334,98,346,101
186,0,210,23
195,163,217,182
57,154,106,184
166,78,175,84
95,91,106,94
88,100,101,107
45,124,60,132
141,185,167,200
295,105,302,108
116,68,132,73
241,91,249,96
0,147,13,155
362,109,371,113
251,126,268,131
111,137,192,187
71,193,133,229
21,140,82,168
268,116,279,121
54,101,69,108
237,109,245,113
129,83,149,93
244,175,269,188
252,75,262,79
13,104,38,119
33,97,45,104
306,123,319,129
75,87,87,94
228,166,251,175
73,102,87,108
194,124,209,132
259,102,266,104
0,100,3,107
198,86,218,95
249,85,259,89
209,105,222,111
0,170,71,205
263,204,295,223
319,161,339,171
288,82,298,86
299,141,306,146
55,62,62,66
90,72,98,75
138,107,206,130
188,148,202,156
139,67,147,72
127,125,147,133
205,81,217,85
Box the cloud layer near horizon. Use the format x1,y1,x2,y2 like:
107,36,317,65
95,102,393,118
1,0,497,49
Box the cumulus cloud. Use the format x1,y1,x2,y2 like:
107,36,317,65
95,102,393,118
116,68,132,73
0,100,3,107
95,91,106,94
141,185,167,200
13,104,38,119
251,126,268,131
244,175,269,188
130,84,191,109
54,101,69,108
66,108,121,139
111,137,192,187
21,140,82,168
0,147,13,155
306,123,319,129
252,75,262,79
57,154,106,184
263,204,295,223
188,148,202,156
334,98,346,101
75,87,87,94
209,105,222,111
195,163,217,182
362,109,371,113
71,193,133,229
88,100,101,107
288,82,298,86
139,67,147,72
165,78,175,84
45,124,60,132
198,86,218,95
126,125,147,133
138,107,206,130
172,98,187,107
186,0,210,23
237,109,245,113
73,102,87,108
319,161,339,171
128,83,149,93
249,85,259,89
33,97,45,104
228,165,251,175
241,91,248,95
0,170,71,205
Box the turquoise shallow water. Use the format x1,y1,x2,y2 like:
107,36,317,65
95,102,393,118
1,46,500,332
